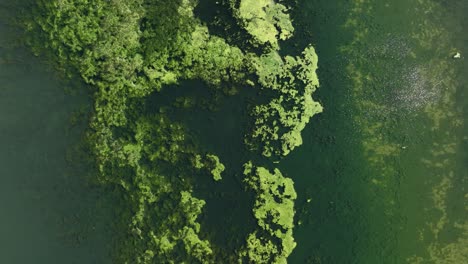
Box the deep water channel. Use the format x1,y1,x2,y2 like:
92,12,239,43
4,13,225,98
0,3,112,263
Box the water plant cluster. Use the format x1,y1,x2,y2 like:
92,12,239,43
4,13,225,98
23,0,322,262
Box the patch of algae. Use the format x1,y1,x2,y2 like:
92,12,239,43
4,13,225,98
24,0,321,262
230,0,294,48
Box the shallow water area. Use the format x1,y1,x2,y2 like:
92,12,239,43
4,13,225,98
286,0,468,263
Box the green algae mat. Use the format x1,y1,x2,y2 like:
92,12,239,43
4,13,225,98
0,0,467,263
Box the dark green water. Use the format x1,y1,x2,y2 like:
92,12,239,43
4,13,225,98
0,3,113,263
1,0,467,263
286,0,468,263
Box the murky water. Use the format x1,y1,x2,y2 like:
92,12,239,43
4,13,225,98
1,0,466,263
0,3,112,263
286,0,468,263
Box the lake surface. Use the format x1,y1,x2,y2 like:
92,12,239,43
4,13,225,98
1,0,466,263
0,2,112,263
286,0,468,263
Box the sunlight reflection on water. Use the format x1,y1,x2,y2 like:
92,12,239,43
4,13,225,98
363,36,443,114
393,66,440,112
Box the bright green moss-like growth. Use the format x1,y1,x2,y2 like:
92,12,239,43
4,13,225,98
27,0,321,162
247,46,323,157
26,0,321,262
230,0,294,48
108,114,226,262
206,154,225,181
239,162,297,263
107,115,215,263
192,154,225,181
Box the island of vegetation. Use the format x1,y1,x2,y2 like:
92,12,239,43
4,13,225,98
23,0,322,262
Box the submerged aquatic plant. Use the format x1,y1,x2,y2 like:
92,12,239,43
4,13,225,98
239,162,297,264
24,0,321,262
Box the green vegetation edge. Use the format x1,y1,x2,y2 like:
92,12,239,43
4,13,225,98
21,0,322,263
